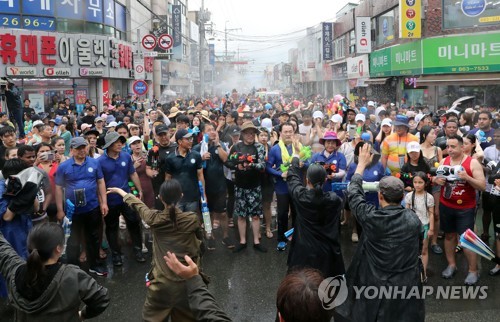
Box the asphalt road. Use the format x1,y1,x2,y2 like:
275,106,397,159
0,212,499,321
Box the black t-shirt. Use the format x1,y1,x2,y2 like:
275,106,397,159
229,142,262,189
401,162,430,188
193,143,226,194
164,148,203,202
23,107,35,116
81,115,96,126
146,143,178,192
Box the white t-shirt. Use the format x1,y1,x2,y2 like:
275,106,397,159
299,123,312,136
405,191,434,225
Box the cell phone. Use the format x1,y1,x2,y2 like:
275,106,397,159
348,125,357,138
42,152,55,161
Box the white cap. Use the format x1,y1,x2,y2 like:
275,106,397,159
415,113,426,123
128,136,142,145
80,123,92,131
261,118,273,132
407,141,421,153
33,120,45,127
390,103,395,107
381,118,392,127
355,114,366,123
330,114,343,124
106,121,118,128
367,101,375,107
312,111,324,120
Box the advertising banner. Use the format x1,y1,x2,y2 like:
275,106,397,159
347,54,369,79
443,0,500,29
172,5,182,47
422,32,500,74
29,93,44,114
400,0,421,38
322,22,333,60
355,17,371,54
391,41,423,75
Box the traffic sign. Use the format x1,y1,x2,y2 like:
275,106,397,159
134,59,145,80
143,51,158,57
158,34,173,50
142,34,157,50
132,80,149,96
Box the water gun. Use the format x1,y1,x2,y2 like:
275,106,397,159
200,133,209,169
331,181,380,193
475,130,487,143
280,146,312,172
435,165,464,182
315,161,337,175
128,181,139,196
150,145,159,170
62,199,75,256
228,152,254,165
198,181,212,236
285,227,294,240
145,273,151,288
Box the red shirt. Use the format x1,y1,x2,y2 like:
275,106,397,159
439,156,476,209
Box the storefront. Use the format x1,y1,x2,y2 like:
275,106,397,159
346,54,369,101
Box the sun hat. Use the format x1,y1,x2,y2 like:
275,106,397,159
319,131,341,145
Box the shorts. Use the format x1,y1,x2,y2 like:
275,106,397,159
234,186,263,218
206,192,226,213
440,204,475,235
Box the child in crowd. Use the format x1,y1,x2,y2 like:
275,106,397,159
405,172,434,283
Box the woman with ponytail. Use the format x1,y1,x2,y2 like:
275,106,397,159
285,157,345,278
0,222,109,321
107,179,204,322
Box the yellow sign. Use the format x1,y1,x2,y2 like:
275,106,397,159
400,0,421,39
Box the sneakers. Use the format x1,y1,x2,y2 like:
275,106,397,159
89,265,108,277
489,265,500,276
464,272,479,286
431,244,443,254
253,244,268,253
222,237,235,249
441,265,457,279
134,248,146,263
233,243,247,253
207,238,216,251
277,241,287,251
351,233,359,243
142,243,148,254
112,252,123,267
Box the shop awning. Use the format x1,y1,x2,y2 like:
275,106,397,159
363,77,390,85
417,73,500,86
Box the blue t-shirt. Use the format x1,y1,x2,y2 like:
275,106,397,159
55,157,104,214
98,151,136,206
310,150,347,191
346,161,385,208
266,144,293,195
468,128,495,150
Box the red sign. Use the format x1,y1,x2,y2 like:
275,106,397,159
158,34,173,50
142,34,157,50
102,79,110,105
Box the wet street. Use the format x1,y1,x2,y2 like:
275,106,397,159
1,212,499,321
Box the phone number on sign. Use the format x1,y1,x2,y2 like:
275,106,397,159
1,15,56,31
456,66,490,72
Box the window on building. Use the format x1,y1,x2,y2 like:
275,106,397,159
334,36,345,60
376,10,395,46
104,26,115,36
86,23,103,34
349,30,356,54
56,19,84,33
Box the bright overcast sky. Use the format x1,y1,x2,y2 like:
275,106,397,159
188,0,353,72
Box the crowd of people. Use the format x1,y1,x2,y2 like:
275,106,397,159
0,85,499,321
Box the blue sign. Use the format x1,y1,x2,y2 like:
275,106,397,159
0,0,20,14
461,0,486,17
103,0,114,26
56,0,84,20
172,4,182,47
23,15,56,31
133,80,148,96
115,2,126,31
23,0,55,16
1,14,21,28
322,22,333,61
85,0,103,23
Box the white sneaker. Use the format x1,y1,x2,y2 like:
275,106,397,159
351,233,359,243
141,243,148,254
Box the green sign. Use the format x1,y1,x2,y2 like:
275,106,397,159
423,32,500,74
391,41,423,76
370,47,391,77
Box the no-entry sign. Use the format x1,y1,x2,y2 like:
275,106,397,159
132,80,149,96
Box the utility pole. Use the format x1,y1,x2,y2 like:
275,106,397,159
199,0,206,97
224,22,241,72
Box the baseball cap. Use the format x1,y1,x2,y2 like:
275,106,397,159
330,114,343,124
105,121,118,128
175,128,193,141
95,116,105,123
355,114,366,123
312,111,324,119
407,141,421,153
261,118,272,132
381,118,392,127
379,176,405,202
128,136,142,145
367,101,375,107
70,137,88,149
155,124,168,134
228,126,241,136
33,120,44,127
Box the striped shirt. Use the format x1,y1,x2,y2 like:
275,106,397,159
381,132,418,175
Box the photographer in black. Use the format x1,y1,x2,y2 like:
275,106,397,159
3,80,24,139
